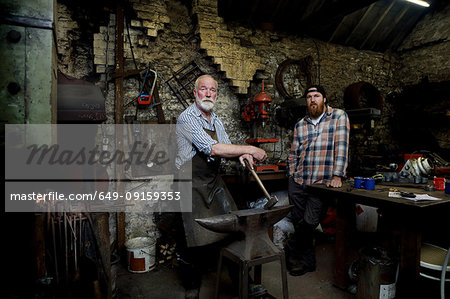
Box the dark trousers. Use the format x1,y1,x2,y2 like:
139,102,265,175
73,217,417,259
178,243,219,289
172,214,238,291
285,177,326,267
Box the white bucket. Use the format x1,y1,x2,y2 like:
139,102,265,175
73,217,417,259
125,237,156,273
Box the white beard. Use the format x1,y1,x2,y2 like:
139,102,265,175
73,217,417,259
196,95,215,112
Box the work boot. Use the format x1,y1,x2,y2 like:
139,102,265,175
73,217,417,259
288,260,316,276
185,287,200,299
286,253,302,272
249,284,267,297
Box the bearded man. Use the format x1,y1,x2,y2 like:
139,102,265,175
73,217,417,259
175,74,266,298
285,85,350,276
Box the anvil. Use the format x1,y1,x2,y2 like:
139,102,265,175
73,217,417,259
195,205,293,261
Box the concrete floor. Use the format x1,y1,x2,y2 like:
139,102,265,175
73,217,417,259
115,241,354,299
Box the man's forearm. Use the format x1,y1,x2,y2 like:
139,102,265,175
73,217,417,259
211,143,261,159
333,114,350,178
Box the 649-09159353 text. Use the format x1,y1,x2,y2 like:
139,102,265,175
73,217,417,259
9,191,181,202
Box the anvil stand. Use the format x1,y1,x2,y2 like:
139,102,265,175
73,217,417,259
195,205,292,299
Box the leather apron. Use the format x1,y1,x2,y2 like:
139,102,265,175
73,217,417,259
181,127,237,247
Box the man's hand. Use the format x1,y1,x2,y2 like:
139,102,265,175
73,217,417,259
327,176,343,188
250,146,267,162
239,154,254,169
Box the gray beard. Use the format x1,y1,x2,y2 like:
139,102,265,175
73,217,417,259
196,96,214,112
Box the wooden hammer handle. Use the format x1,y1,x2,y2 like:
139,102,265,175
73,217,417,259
244,159,271,200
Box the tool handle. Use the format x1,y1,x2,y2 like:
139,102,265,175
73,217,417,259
244,159,271,200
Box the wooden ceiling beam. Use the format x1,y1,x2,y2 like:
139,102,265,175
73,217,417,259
299,0,378,39
360,0,395,49
370,5,409,50
300,0,378,26
388,11,425,50
344,2,376,44
328,14,348,43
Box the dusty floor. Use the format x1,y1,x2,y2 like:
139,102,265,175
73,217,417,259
115,236,447,299
115,241,354,299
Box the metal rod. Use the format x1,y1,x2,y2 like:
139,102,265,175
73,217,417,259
51,215,59,285
64,212,68,285
79,213,83,257
74,215,78,271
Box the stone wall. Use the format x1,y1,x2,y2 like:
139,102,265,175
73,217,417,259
395,3,450,154
396,3,450,85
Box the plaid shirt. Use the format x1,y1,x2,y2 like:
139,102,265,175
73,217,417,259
175,103,231,169
287,106,350,185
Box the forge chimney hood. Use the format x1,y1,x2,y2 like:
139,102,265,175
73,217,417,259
57,72,106,122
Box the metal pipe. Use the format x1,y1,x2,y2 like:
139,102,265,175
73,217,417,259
51,215,59,284
64,212,68,284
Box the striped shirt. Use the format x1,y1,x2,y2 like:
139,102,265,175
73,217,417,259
175,103,231,169
287,106,350,185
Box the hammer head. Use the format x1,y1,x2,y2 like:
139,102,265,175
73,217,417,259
263,195,278,210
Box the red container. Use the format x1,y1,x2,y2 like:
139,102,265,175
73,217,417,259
434,177,445,191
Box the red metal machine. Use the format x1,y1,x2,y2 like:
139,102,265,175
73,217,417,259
242,82,279,172
242,81,272,127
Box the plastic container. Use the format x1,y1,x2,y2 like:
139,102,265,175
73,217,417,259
434,177,445,191
125,237,156,273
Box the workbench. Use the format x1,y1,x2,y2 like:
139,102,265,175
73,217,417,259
307,183,450,297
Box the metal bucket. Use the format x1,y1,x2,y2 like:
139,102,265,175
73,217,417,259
125,237,156,273
356,247,397,299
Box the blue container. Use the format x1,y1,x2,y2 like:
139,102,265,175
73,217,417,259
353,177,364,189
364,178,375,190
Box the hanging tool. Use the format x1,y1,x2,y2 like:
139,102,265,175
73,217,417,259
244,159,278,209
138,69,158,105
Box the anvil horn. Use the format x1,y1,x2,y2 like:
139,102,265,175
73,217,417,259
195,214,238,233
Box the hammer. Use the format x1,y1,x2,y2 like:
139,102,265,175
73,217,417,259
244,160,278,209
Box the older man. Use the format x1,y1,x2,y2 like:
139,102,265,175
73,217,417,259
175,74,266,298
285,85,350,276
